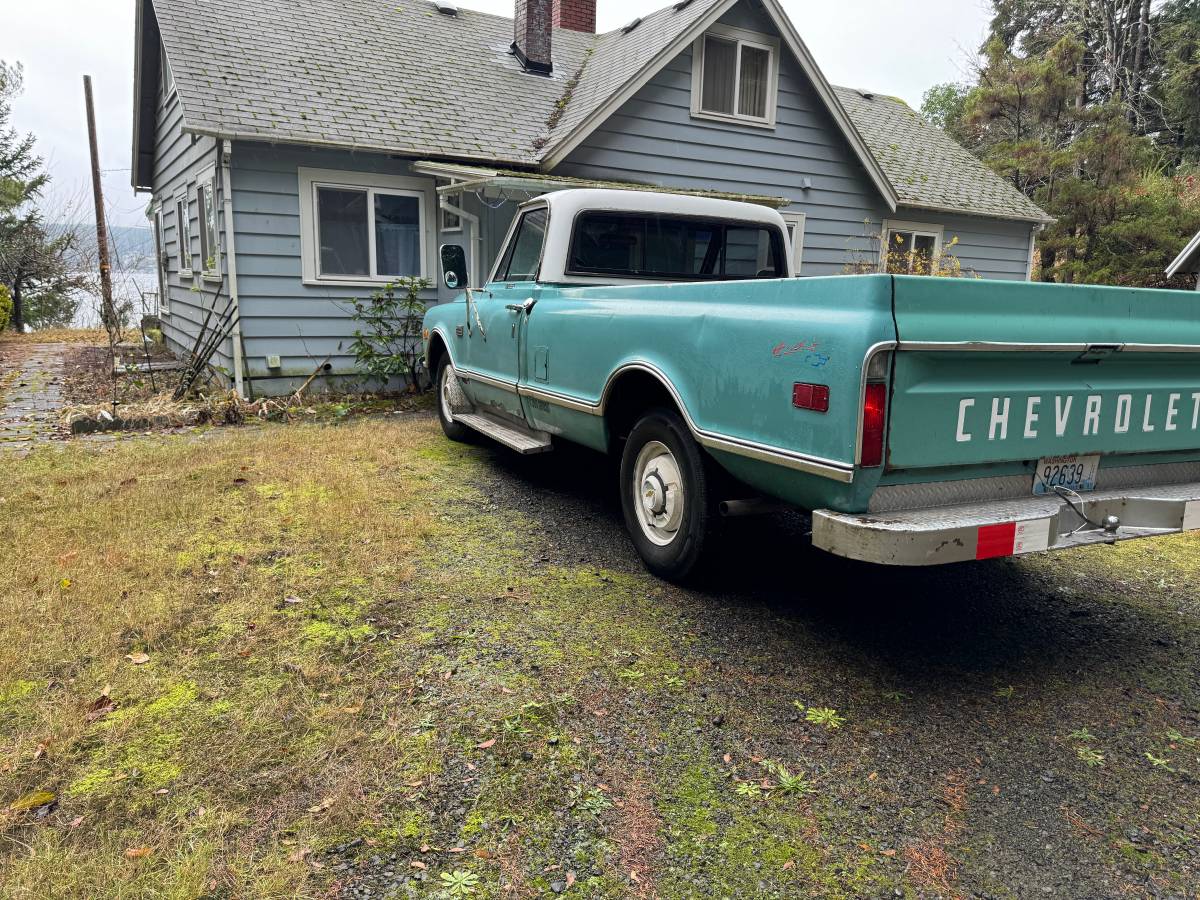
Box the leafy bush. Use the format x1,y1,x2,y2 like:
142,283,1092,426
0,284,12,331
347,278,430,390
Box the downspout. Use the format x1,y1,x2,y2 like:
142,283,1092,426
219,139,246,397
1026,223,1046,282
438,193,483,288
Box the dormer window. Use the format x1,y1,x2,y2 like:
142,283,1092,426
691,25,778,128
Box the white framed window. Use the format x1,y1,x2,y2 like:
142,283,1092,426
151,203,168,315
881,220,944,275
441,190,463,233
690,25,779,128
782,212,806,275
174,189,192,276
297,167,434,286
196,168,220,279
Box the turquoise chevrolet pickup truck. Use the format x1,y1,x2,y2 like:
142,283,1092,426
424,189,1200,579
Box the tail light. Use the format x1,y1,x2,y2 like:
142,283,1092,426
860,382,887,468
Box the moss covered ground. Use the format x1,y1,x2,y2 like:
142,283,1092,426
0,414,1197,898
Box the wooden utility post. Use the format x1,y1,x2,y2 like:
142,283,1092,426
83,74,118,338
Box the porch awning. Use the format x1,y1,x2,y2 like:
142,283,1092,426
410,160,792,209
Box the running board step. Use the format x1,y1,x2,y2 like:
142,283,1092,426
453,412,553,454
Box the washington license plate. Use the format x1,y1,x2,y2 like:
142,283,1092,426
1033,454,1100,496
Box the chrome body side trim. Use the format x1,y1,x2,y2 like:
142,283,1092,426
598,361,856,482
453,356,856,482
898,341,1200,353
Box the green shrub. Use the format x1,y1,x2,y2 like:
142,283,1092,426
0,284,12,332
347,278,430,390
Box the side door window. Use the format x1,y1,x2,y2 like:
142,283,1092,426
495,208,549,283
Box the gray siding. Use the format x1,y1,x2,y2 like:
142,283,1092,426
555,2,1034,281
893,209,1034,281
150,87,232,374
555,3,881,278
228,143,469,394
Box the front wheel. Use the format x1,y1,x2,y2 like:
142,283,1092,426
619,409,718,581
435,356,475,443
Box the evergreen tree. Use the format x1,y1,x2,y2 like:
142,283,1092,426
0,59,80,330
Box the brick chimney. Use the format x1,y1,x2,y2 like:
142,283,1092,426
513,0,553,74
553,0,596,32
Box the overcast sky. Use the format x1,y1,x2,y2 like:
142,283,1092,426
5,0,991,227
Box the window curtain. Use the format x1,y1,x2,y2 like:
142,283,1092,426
374,194,421,277
702,36,737,114
738,45,769,118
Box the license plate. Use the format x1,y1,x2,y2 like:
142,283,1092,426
1033,454,1100,496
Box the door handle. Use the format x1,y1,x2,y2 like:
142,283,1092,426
505,297,537,314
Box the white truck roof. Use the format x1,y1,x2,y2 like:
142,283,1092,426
504,188,792,284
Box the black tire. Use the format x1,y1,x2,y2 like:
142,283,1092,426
435,356,476,444
619,408,718,581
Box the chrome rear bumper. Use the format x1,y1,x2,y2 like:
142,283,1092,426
812,481,1200,566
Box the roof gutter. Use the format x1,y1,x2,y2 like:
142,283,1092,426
1166,230,1200,278
218,139,246,397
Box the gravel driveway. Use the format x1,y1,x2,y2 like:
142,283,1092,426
457,438,1200,899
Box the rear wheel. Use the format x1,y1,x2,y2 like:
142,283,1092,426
436,356,475,443
619,408,718,581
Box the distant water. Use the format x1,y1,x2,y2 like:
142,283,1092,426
70,271,159,329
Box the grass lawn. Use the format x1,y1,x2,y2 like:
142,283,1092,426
1,414,1198,898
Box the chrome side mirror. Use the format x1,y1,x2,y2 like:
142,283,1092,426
440,244,469,291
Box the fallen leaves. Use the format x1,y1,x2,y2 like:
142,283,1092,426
125,652,150,665
307,797,335,814
124,847,153,860
8,790,55,813
85,686,117,722
475,738,496,749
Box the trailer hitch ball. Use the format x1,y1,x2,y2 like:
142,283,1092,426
1102,515,1121,534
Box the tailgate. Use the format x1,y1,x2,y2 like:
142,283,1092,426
886,277,1200,471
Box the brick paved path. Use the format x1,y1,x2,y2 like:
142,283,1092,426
0,343,67,455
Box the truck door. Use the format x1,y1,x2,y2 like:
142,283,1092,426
463,206,548,421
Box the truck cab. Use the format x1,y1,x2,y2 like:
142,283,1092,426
425,189,1200,580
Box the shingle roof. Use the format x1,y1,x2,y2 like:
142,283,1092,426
833,86,1053,224
155,0,594,165
153,0,722,167
146,0,1050,223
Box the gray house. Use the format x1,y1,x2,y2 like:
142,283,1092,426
132,0,1051,397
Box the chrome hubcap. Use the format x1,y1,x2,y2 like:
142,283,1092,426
440,364,464,420
632,441,684,546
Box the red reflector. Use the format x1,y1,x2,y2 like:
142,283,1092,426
976,522,1017,560
792,383,830,412
860,382,887,467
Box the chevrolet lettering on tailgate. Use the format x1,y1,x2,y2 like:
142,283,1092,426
422,189,1200,579
955,391,1200,443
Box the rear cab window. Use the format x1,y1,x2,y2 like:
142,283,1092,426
566,212,786,281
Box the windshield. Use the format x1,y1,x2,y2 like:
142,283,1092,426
567,211,786,280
